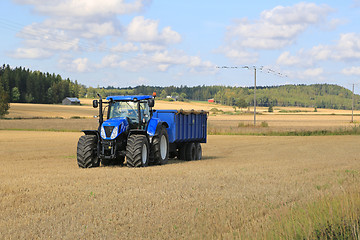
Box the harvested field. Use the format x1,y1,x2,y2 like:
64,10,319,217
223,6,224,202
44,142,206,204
2,101,360,134
0,131,360,239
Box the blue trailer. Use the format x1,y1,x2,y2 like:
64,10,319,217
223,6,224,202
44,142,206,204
77,94,208,168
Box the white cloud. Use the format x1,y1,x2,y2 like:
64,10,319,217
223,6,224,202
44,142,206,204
277,33,360,67
136,76,149,85
73,58,91,72
11,48,52,59
277,51,303,66
11,0,148,59
342,66,360,75
11,0,216,76
17,23,80,52
303,67,323,77
111,42,139,52
226,3,333,50
140,43,166,52
219,46,258,64
260,2,332,25
110,50,214,73
126,16,181,44
151,50,188,65
220,2,335,65
99,54,123,68
15,0,148,18
59,57,92,72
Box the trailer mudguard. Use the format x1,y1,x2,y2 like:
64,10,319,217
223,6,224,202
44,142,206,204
147,118,168,137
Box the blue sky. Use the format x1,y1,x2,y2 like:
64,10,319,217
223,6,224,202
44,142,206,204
1,0,360,93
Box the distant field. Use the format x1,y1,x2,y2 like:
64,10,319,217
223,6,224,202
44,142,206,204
0,131,359,239
1,100,360,134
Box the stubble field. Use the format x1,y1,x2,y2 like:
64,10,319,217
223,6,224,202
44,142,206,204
1,100,360,239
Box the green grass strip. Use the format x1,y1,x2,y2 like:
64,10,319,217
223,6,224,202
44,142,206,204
208,127,360,136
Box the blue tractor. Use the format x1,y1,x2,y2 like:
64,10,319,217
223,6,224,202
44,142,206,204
77,94,208,168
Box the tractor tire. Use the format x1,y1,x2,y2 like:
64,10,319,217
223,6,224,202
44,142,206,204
126,135,149,168
185,142,196,161
77,135,99,168
151,125,169,165
195,142,202,160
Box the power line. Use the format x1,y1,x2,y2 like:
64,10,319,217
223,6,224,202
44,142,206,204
216,65,287,125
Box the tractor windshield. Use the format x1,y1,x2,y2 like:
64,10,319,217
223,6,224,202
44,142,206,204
109,101,138,122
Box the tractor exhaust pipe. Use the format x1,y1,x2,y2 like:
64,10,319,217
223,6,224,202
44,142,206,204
97,93,104,126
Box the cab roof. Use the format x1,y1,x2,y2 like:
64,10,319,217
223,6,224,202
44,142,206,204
106,95,153,101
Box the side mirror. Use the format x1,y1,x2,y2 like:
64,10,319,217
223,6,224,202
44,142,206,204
148,99,155,108
93,100,98,108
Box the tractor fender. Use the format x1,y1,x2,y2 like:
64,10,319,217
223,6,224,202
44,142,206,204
82,130,99,139
147,118,168,137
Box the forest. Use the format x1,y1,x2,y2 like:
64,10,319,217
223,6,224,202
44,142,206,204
1,64,359,116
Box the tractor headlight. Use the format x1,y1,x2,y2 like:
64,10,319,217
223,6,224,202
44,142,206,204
110,125,119,139
100,126,106,139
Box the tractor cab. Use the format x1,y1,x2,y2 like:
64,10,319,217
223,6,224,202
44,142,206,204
92,95,155,141
106,96,153,129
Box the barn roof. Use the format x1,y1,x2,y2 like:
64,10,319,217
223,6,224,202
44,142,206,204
64,97,80,102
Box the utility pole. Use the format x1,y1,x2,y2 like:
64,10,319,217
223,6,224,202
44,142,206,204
216,65,286,126
352,83,354,123
253,67,257,126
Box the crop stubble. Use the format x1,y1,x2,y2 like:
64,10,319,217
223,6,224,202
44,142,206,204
0,131,359,239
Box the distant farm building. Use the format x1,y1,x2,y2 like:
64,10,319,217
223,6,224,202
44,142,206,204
62,97,80,105
208,99,214,103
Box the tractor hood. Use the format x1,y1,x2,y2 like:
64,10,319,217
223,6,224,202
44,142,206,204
100,118,129,140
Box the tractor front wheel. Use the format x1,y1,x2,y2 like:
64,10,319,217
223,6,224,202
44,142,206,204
126,135,149,167
77,135,99,168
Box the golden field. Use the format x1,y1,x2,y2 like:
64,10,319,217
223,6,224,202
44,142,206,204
0,99,360,239
1,131,359,239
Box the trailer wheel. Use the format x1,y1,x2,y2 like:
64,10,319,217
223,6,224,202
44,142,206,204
152,125,169,165
77,135,99,168
185,142,196,161
195,143,202,160
178,143,187,160
126,135,149,167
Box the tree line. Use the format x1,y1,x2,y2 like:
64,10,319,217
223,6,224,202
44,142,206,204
0,64,81,105
1,64,359,117
94,84,360,110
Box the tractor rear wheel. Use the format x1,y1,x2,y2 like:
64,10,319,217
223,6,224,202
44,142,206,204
126,135,149,167
77,135,99,168
151,125,169,165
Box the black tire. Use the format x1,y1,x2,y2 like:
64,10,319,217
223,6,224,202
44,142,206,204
126,135,149,168
151,125,169,165
195,142,202,160
185,142,196,161
178,143,187,160
77,135,99,168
